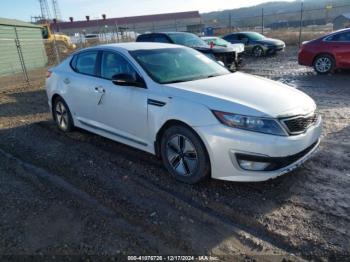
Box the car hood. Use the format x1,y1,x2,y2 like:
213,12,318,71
191,45,242,54
163,72,316,118
256,38,285,46
190,46,213,53
212,44,244,53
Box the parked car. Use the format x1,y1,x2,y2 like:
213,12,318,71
46,43,322,184
136,32,242,71
223,32,285,57
298,28,350,74
202,36,244,52
84,34,100,46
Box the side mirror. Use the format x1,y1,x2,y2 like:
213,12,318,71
111,73,146,88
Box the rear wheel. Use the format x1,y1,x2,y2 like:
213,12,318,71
52,97,74,132
313,54,335,74
160,125,210,184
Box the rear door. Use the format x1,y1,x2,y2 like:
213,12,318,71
65,50,103,124
332,31,350,68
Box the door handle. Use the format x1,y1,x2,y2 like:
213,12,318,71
94,86,105,93
63,78,70,84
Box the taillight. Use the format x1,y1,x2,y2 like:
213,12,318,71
46,70,52,78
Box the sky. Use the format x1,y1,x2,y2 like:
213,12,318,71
0,0,295,22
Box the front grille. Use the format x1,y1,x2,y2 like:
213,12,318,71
281,113,318,135
214,52,235,67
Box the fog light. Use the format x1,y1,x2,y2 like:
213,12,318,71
238,160,270,171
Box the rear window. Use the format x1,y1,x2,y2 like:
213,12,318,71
224,34,237,41
137,34,171,43
325,31,350,42
71,51,98,76
137,35,153,42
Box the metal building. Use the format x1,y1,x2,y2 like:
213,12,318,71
52,11,202,35
0,18,47,76
333,13,350,30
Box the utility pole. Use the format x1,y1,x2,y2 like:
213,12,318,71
229,13,232,32
261,8,264,34
51,0,62,21
298,0,304,47
38,0,51,21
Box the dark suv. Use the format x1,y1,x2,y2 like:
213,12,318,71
223,32,285,57
136,32,242,71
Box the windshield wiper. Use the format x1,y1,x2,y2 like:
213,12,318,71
164,75,219,84
206,75,219,78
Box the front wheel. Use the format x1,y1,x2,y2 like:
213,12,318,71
253,46,264,57
160,125,210,184
313,54,335,74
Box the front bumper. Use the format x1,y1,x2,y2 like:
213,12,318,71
214,52,243,71
264,45,285,54
194,116,322,182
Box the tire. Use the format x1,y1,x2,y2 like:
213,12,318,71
160,125,210,184
313,54,335,75
253,46,264,57
52,97,74,132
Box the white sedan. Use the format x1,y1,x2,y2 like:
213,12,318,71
46,43,322,184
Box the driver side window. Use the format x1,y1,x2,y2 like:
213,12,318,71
101,51,138,80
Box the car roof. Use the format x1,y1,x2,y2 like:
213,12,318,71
331,28,350,34
228,31,260,35
139,32,195,36
201,36,219,39
78,42,184,52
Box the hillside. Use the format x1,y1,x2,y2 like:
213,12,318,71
201,0,350,28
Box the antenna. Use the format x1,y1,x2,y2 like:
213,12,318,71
52,0,62,21
38,0,52,21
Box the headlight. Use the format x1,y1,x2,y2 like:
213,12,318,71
212,111,287,136
263,43,273,47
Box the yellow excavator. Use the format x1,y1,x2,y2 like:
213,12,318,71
41,24,76,56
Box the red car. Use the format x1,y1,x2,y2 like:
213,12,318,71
298,28,350,74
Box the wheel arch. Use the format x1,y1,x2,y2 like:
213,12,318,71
154,120,210,164
51,94,63,111
154,119,212,179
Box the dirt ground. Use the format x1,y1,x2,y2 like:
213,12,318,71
0,47,349,261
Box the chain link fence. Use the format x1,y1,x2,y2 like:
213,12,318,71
205,3,350,45
1,3,350,91
0,27,138,92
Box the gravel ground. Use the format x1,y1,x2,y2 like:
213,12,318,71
0,47,349,260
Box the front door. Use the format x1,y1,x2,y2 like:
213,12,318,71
95,51,149,146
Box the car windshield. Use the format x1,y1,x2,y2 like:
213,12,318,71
245,32,266,41
167,33,208,48
130,48,230,84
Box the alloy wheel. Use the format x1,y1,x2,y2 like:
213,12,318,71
253,46,263,57
315,57,332,73
55,101,68,130
166,134,198,176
